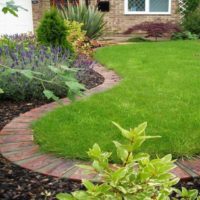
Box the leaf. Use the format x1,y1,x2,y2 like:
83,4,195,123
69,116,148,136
116,186,127,194
65,81,85,91
110,167,128,185
112,122,132,140
188,189,199,200
72,191,93,199
2,7,18,16
88,143,102,160
43,90,59,101
77,165,94,171
56,193,74,200
92,160,103,172
82,180,95,191
181,187,189,197
134,122,147,135
161,154,172,163
113,141,129,163
0,88,4,94
20,70,34,79
48,65,61,74
60,65,78,72
133,152,150,162
0,68,15,76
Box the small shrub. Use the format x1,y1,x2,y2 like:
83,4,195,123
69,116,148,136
124,22,181,41
127,36,151,43
59,4,106,39
57,122,200,200
37,8,71,49
65,20,92,56
183,5,200,36
171,31,199,40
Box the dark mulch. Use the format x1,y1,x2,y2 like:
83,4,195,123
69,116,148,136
0,100,83,200
176,178,200,191
0,100,46,130
0,154,83,200
0,68,199,199
78,69,104,90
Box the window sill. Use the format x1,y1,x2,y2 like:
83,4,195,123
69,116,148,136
124,12,171,15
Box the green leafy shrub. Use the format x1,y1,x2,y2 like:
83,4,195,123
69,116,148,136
56,122,200,200
127,36,151,43
181,0,200,17
183,5,200,36
37,8,71,49
65,20,92,56
59,4,106,39
171,31,199,40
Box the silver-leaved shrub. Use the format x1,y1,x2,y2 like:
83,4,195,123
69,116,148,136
57,122,199,200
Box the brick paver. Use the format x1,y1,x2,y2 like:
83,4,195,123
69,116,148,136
0,63,198,182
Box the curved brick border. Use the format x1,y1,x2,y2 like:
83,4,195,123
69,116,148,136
0,63,199,182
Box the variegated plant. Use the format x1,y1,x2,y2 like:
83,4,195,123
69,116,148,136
57,122,199,200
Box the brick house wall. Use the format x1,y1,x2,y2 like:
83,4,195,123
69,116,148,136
31,0,180,33
32,0,51,30
90,0,180,33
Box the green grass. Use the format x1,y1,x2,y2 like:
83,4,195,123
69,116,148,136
33,41,200,161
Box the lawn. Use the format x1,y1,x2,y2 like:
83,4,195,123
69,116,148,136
33,41,200,162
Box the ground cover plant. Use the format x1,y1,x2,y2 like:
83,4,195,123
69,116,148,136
171,31,199,40
33,41,200,161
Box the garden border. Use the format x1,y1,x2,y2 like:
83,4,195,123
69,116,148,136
0,63,199,182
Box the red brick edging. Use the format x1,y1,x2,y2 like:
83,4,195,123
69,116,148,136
0,63,199,182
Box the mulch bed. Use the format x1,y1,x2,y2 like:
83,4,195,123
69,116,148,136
78,69,104,90
0,68,199,199
0,154,83,200
0,100,83,200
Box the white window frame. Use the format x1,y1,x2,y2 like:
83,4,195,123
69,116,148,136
124,0,172,15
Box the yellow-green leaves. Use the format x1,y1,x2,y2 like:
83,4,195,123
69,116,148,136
112,121,148,142
43,90,59,101
87,144,111,172
57,121,200,200
113,141,130,164
113,121,160,152
0,88,4,94
112,122,132,140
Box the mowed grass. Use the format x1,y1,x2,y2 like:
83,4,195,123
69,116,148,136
33,41,200,161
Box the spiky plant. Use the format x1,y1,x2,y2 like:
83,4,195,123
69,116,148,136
58,3,106,39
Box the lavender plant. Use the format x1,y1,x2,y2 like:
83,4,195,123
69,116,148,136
0,37,85,101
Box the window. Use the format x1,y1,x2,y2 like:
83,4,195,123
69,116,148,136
125,0,171,14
